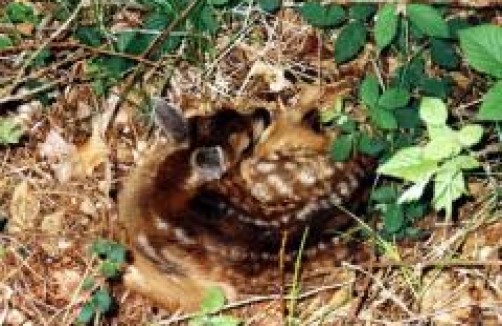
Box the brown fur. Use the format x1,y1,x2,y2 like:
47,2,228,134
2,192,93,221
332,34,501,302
119,105,375,311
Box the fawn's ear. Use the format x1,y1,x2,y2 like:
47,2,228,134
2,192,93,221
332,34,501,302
190,146,226,181
152,97,189,143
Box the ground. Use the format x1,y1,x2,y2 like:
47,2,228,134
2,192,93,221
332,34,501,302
0,1,501,325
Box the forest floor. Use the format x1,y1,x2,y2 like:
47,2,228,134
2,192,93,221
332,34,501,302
0,1,501,325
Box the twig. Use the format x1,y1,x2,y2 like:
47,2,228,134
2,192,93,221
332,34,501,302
9,0,84,93
159,279,354,325
105,0,202,135
0,42,159,67
0,77,65,105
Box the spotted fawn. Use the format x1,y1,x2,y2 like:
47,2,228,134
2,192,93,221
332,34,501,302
119,97,375,311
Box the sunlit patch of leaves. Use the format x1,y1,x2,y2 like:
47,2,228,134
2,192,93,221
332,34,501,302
189,286,241,326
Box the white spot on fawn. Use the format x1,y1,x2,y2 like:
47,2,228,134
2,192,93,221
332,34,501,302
255,162,276,173
136,234,160,261
267,174,292,196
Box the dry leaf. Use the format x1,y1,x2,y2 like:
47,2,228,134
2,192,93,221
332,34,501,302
15,22,34,36
53,269,85,302
39,129,76,160
8,180,40,233
79,198,97,217
71,126,109,178
249,61,291,93
40,210,65,234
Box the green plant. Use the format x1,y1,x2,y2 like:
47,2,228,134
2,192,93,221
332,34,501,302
378,97,483,221
189,286,241,326
0,118,23,145
459,24,502,121
76,239,126,324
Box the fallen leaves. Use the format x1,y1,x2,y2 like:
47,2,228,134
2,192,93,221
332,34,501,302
8,180,40,233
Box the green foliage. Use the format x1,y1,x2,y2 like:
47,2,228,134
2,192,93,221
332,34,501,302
5,2,36,23
378,98,482,220
378,87,411,110
478,81,502,121
76,239,125,324
334,21,367,63
374,4,398,50
349,4,376,22
0,118,24,145
430,39,459,69
331,134,353,162
189,286,241,326
298,2,345,29
371,186,428,238
90,239,126,278
0,36,13,49
406,4,449,38
259,0,281,13
76,289,114,324
459,25,502,79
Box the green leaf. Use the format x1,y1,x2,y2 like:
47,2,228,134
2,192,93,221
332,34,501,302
430,39,459,69
448,155,480,170
433,164,466,217
207,0,229,5
188,316,207,326
259,0,281,13
378,87,410,110
349,4,376,22
368,107,398,130
191,4,219,35
320,97,343,124
357,133,386,157
91,239,111,256
394,106,421,129
423,137,462,161
200,286,226,314
393,58,426,90
383,204,405,234
206,315,241,326
30,48,51,68
334,21,366,64
459,25,502,78
0,36,13,50
457,125,483,148
419,77,450,99
108,243,126,264
299,2,345,28
426,124,454,141
477,81,502,121
448,17,471,39
6,2,36,23
0,118,24,145
371,186,398,203
406,4,449,38
398,178,429,204
75,26,103,47
76,302,95,324
419,97,447,126
331,134,353,162
82,277,95,291
359,74,380,108
100,261,120,278
92,289,112,313
374,4,398,50
377,146,438,183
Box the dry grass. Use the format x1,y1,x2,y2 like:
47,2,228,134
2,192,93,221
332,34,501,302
0,1,501,325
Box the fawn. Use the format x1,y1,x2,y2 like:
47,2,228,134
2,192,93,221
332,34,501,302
119,97,374,311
